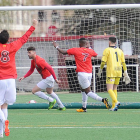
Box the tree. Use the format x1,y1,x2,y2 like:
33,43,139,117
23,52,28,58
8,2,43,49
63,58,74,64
53,0,140,5
0,0,35,28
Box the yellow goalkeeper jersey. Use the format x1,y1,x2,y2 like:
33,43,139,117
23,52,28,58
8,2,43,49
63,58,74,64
102,46,125,77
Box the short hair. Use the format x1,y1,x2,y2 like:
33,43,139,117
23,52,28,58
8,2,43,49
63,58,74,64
109,37,116,43
79,38,87,41
0,30,9,44
27,46,36,51
79,38,87,44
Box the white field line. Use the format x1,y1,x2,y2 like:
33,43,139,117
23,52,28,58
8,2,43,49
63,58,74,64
10,126,140,129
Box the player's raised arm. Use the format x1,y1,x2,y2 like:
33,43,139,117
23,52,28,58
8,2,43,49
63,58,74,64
52,41,68,55
32,19,38,28
11,19,38,51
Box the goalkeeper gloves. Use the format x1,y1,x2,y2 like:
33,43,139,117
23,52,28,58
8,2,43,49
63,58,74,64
97,68,102,78
123,70,131,85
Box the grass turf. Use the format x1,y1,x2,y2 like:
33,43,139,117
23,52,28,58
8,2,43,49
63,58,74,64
3,109,140,140
16,92,140,103
3,92,140,139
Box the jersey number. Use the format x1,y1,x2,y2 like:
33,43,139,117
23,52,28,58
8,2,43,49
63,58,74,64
82,53,89,62
1,50,10,63
115,52,118,62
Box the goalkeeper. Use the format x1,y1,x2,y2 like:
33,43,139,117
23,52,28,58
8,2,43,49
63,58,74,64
97,37,131,111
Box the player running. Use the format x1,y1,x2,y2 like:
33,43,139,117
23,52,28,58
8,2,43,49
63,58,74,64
52,38,111,112
97,37,131,111
0,19,37,137
19,47,66,111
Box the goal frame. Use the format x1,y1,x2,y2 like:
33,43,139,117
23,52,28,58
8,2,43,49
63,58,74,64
2,4,139,92
0,4,140,11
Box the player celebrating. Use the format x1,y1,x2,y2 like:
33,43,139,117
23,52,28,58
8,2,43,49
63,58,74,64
19,47,66,111
79,40,92,111
0,19,37,137
97,37,131,111
52,38,110,112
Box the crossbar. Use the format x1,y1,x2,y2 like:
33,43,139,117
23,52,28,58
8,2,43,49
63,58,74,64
0,4,140,11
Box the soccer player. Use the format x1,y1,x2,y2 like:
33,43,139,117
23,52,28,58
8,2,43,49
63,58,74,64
97,37,131,111
0,19,37,137
52,38,111,112
80,40,92,109
19,47,66,111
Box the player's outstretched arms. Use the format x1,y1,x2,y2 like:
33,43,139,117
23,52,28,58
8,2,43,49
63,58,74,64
123,71,131,85
12,19,38,51
52,41,68,55
55,79,61,84
32,19,38,28
19,77,25,82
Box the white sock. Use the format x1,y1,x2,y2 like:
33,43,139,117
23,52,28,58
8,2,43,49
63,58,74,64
0,110,5,135
87,91,102,101
81,92,88,108
0,110,5,124
0,109,7,135
34,91,54,102
50,92,64,108
2,109,8,120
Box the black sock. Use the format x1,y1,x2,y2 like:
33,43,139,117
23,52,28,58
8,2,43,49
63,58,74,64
82,107,86,110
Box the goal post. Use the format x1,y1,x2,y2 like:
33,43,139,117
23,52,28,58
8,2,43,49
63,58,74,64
5,5,139,93
92,64,139,93
0,4,140,108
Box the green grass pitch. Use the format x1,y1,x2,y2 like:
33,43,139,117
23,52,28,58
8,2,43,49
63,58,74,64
3,109,140,140
2,92,140,140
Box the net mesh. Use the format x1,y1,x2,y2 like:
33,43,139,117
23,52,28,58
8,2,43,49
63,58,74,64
1,8,139,97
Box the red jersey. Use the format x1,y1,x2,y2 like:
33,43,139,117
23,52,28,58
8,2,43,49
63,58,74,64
67,47,97,73
0,26,35,80
24,55,57,80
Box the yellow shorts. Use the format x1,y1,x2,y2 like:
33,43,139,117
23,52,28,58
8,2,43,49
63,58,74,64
106,77,120,85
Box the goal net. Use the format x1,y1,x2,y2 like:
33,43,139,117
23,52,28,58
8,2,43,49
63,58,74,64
1,5,140,107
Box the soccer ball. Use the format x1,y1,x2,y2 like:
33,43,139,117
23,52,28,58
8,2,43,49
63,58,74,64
29,100,36,103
